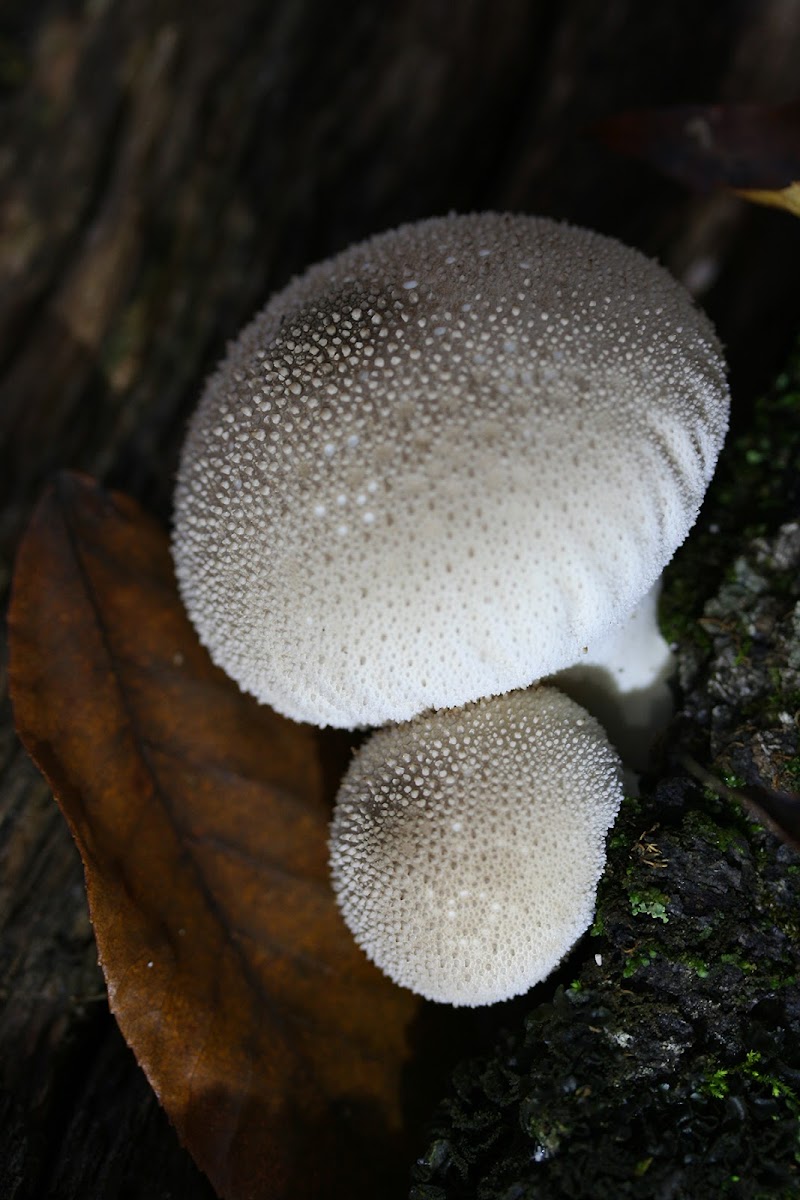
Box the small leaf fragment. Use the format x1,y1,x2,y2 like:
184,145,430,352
595,102,800,216
733,182,800,219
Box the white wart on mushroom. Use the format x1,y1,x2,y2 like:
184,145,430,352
174,213,730,1005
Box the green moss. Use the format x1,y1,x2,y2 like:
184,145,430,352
589,913,605,937
702,1067,730,1100
682,954,710,979
690,799,750,854
699,1051,800,1133
621,942,660,978
741,1050,800,1118
719,952,757,973
629,889,670,923
770,973,798,990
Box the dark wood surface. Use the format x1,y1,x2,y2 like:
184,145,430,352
2,3,800,1196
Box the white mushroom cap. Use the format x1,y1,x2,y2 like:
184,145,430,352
173,213,729,728
329,685,623,1006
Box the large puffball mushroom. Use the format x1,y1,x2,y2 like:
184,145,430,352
173,212,730,729
329,686,623,1006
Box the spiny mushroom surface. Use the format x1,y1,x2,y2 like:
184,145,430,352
173,212,729,728
329,686,623,1006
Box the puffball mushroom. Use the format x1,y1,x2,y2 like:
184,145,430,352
173,211,730,1008
330,686,623,1006
173,212,729,730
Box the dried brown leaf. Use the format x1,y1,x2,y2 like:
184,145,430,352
8,472,420,1200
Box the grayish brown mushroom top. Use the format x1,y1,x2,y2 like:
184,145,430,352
174,213,729,728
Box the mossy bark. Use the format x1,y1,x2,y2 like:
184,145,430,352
410,354,800,1198
411,786,800,1199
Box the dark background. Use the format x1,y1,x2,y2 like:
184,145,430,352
1,2,799,1196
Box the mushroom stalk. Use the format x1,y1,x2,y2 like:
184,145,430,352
551,582,675,773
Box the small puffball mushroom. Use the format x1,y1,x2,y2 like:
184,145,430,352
173,212,729,729
329,686,623,1006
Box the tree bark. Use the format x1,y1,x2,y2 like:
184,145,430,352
411,498,800,1197
2,2,800,1196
